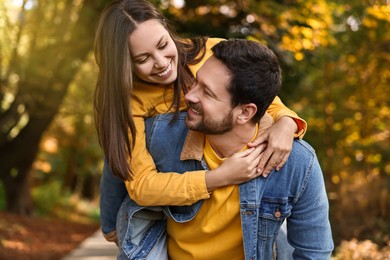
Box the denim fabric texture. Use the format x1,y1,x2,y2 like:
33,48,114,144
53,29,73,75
238,139,334,259
116,196,167,260
99,160,128,235
275,221,294,259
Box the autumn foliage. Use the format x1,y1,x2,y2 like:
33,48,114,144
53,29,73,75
0,0,389,257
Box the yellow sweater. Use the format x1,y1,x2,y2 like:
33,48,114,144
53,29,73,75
167,124,259,260
125,38,307,206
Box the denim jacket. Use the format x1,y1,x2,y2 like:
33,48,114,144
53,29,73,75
100,112,333,259
100,113,205,259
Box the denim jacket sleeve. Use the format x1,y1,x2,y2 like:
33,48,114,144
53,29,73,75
99,159,128,240
287,144,334,258
240,140,334,259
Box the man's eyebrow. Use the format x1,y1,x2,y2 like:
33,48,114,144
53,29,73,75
195,71,218,99
133,36,164,58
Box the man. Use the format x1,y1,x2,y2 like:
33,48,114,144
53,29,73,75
116,39,334,259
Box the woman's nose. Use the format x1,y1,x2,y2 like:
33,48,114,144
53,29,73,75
153,54,166,68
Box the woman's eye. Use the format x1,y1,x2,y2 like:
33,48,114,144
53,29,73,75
158,42,168,49
135,57,148,64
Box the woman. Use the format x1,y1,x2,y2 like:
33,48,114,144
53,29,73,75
94,0,307,254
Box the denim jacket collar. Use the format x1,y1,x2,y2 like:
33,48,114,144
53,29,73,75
180,130,205,161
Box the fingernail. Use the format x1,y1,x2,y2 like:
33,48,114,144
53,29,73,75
263,173,268,178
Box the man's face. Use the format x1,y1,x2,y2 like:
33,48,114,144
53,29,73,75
185,56,235,135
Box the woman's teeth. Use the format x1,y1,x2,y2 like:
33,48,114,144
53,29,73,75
157,63,172,77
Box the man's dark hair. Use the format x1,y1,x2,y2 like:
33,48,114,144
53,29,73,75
211,39,282,122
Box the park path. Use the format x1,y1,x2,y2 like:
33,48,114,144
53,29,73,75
62,229,118,260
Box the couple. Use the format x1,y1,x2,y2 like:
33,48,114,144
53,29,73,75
101,40,333,259
95,0,333,259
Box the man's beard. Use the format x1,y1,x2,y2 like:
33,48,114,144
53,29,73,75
186,103,234,135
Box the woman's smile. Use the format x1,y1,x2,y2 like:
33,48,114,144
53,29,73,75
155,61,173,78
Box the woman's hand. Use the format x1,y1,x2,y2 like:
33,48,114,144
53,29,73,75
205,145,266,192
248,116,297,177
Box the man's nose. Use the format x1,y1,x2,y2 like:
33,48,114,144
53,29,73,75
185,83,199,102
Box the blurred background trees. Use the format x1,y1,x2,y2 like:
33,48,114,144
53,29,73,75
0,0,389,254
0,0,106,214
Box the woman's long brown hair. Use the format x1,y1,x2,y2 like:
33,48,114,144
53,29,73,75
94,0,207,181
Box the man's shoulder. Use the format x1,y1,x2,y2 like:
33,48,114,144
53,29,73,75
292,139,316,156
281,139,319,173
264,140,321,190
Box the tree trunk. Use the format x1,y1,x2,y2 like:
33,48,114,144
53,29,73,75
0,114,59,214
2,166,33,214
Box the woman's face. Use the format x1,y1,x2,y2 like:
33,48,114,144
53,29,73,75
129,20,178,85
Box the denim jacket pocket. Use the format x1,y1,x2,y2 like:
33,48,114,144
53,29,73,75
258,197,292,239
166,200,204,223
117,197,167,260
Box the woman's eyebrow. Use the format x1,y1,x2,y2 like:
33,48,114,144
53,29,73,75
133,36,164,58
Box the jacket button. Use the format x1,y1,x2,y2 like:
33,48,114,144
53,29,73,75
274,210,281,218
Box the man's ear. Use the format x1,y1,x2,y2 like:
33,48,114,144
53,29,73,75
236,103,257,123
